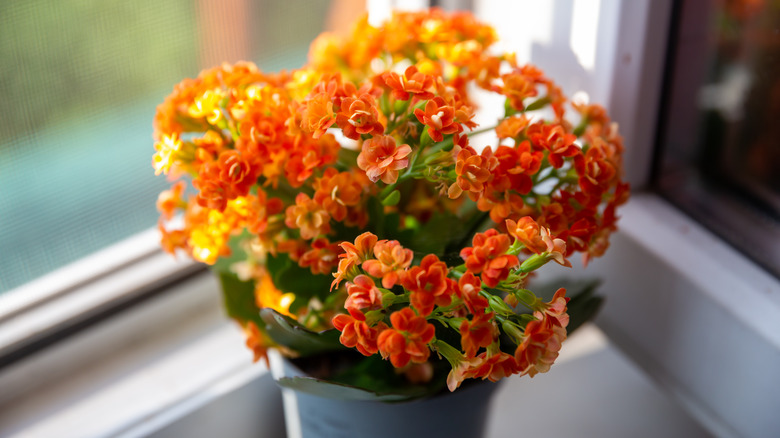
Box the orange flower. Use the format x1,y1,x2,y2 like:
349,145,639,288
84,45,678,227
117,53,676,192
313,168,365,222
300,92,336,139
527,122,580,168
377,308,435,368
475,190,527,224
491,142,542,195
514,314,567,377
460,311,497,358
362,239,414,289
401,254,451,316
255,275,295,318
238,111,281,145
157,181,187,221
414,97,460,142
192,130,226,164
505,216,547,254
217,150,258,198
193,162,229,211
448,146,497,199
309,73,359,109
332,307,387,356
468,351,519,382
506,216,571,267
332,232,378,290
567,217,598,255
495,115,529,139
245,190,284,235
243,321,270,367
534,288,570,328
307,33,343,72
284,193,331,240
382,66,435,101
499,71,538,111
574,146,617,197
344,274,384,311
298,238,342,275
446,355,482,392
572,102,609,127
335,93,385,140
276,237,309,262
284,133,340,188
158,219,189,256
403,362,434,385
456,271,489,315
357,135,412,184
460,229,519,287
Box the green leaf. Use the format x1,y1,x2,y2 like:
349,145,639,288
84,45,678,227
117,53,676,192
409,210,465,258
524,96,551,112
212,230,251,274
276,352,447,402
565,282,604,334
275,376,432,402
365,196,414,246
218,271,262,326
260,308,344,356
382,189,401,206
265,252,332,313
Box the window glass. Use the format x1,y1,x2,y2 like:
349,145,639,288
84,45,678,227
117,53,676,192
0,0,335,293
656,0,780,278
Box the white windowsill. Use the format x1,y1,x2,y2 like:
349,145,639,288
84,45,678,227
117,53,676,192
0,306,710,438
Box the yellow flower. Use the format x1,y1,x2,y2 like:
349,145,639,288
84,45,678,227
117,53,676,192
188,89,225,125
152,133,183,176
256,275,295,317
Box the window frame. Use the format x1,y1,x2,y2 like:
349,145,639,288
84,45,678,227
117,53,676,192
0,229,203,368
580,1,780,436
3,1,779,437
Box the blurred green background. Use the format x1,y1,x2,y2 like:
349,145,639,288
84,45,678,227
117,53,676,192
0,0,330,293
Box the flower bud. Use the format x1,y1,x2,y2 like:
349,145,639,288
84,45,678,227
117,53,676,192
486,293,514,316
501,320,524,344
382,190,401,206
518,253,549,273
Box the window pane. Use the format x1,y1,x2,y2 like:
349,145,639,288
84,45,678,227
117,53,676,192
0,0,336,293
656,0,780,278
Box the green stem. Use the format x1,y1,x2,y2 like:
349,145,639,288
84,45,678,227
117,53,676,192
466,125,498,137
573,117,589,137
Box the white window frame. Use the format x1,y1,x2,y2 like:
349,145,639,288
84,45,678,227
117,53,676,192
575,1,780,437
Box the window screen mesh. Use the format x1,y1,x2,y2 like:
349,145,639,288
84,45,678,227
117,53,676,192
0,0,334,293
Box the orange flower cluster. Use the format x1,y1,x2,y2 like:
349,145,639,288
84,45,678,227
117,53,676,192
153,8,628,390
331,228,571,391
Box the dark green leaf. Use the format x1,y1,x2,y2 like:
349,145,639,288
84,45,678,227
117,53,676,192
275,376,432,402
565,282,604,334
260,308,345,356
265,252,332,312
382,189,401,206
524,96,551,112
218,271,262,326
212,230,251,273
409,210,465,257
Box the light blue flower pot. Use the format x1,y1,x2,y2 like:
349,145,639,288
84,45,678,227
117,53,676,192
268,349,501,438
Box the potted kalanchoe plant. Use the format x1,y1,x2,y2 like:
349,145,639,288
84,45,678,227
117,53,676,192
153,7,628,436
